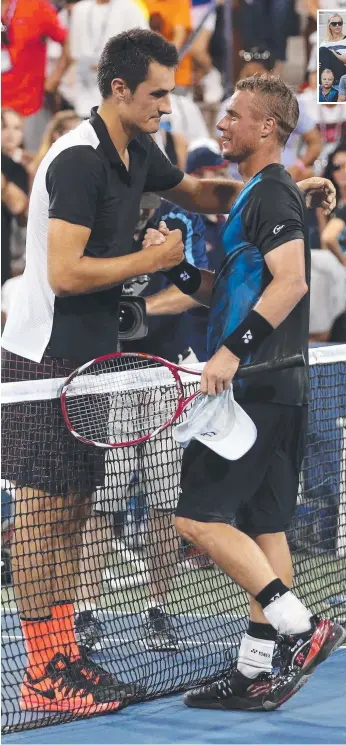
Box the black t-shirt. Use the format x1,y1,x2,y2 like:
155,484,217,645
334,205,346,255
45,109,184,364
1,153,28,286
208,164,309,405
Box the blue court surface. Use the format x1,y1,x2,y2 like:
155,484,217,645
2,647,345,744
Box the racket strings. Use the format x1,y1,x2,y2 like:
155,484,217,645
64,356,180,445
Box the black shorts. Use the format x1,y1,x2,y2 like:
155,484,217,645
1,350,104,497
176,403,308,536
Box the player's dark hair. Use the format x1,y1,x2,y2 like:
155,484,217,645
235,74,299,146
97,28,178,98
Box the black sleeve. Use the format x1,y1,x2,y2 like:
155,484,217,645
144,137,184,192
334,205,346,223
46,146,106,228
242,178,305,256
1,154,28,194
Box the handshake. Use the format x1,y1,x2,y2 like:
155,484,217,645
141,220,185,273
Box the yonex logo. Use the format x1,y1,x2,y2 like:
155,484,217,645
242,330,252,344
200,431,218,438
273,224,285,235
179,271,190,282
270,593,281,603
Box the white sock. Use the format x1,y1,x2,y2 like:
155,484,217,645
237,633,275,679
263,591,312,635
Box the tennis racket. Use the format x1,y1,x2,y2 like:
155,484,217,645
61,351,305,448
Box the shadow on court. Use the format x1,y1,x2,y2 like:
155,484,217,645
2,646,346,744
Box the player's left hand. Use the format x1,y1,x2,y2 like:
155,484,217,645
297,177,336,215
201,346,240,396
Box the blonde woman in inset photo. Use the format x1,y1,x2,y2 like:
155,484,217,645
319,13,346,84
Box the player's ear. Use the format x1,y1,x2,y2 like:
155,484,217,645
261,117,276,139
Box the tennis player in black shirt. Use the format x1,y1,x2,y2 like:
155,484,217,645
145,74,345,711
1,26,339,715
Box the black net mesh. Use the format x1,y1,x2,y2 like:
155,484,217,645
1,350,346,734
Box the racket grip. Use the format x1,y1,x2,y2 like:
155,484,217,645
236,352,305,379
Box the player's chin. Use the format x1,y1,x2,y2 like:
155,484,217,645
144,118,162,134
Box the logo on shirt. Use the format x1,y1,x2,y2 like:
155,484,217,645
242,330,253,344
273,224,285,235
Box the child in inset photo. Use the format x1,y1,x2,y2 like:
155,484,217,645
338,72,346,101
319,68,339,101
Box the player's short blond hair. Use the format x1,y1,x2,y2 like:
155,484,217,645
235,74,299,147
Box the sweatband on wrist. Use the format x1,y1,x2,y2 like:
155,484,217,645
162,260,202,295
223,309,274,361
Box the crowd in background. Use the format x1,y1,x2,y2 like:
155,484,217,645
2,0,346,345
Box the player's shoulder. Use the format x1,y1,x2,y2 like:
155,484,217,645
253,164,304,202
44,121,106,177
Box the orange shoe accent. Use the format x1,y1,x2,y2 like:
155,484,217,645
51,603,80,661
20,653,121,714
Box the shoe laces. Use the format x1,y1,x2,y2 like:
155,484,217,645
47,654,91,697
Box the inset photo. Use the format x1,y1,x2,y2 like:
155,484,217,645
318,9,346,103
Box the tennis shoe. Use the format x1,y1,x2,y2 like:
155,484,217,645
75,610,105,651
144,606,180,652
183,667,273,710
20,652,122,713
77,648,146,704
262,616,346,710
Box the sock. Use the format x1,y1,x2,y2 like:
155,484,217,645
248,620,277,642
21,615,68,676
51,603,80,661
237,628,276,679
262,591,312,635
255,578,290,609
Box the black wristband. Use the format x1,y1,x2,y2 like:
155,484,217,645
162,260,202,295
223,309,274,361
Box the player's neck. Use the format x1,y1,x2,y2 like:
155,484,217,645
238,150,281,183
97,102,134,162
322,86,331,94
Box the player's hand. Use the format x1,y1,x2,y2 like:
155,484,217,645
201,346,240,396
298,177,336,215
142,228,184,272
142,221,169,248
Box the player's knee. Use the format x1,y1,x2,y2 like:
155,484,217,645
174,516,206,545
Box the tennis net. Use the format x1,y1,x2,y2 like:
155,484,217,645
1,344,346,733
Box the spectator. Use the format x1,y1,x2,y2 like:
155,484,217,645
319,68,339,101
160,93,210,143
146,0,192,94
239,0,293,73
338,71,346,99
185,138,229,272
29,109,81,180
1,0,70,151
157,120,188,170
321,204,346,267
189,0,223,104
46,0,81,112
1,109,28,286
69,0,149,118
323,143,346,206
319,13,346,85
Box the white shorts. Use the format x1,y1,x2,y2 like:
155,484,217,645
191,4,217,34
93,389,183,514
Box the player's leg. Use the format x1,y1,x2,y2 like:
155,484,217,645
177,404,345,710
74,513,113,649
141,430,181,651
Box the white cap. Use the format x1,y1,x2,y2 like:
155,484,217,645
173,388,257,461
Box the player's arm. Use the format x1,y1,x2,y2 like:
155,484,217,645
157,172,243,214
46,149,184,296
321,215,346,267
